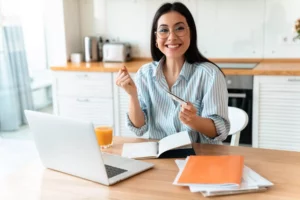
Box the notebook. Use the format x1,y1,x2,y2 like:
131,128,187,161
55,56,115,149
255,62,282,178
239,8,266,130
174,155,244,186
174,159,273,197
122,131,195,159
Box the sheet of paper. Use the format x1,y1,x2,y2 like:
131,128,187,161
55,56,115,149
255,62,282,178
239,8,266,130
158,131,191,157
243,166,274,187
201,187,268,197
122,142,158,159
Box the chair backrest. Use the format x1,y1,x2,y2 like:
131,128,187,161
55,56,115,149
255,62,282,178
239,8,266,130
228,107,249,146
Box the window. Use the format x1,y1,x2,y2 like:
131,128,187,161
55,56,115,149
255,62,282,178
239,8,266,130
1,0,48,73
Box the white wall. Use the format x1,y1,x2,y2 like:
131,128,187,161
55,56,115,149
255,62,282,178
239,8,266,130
62,0,300,59
21,0,48,71
264,0,300,58
44,0,67,66
196,0,265,58
63,0,82,61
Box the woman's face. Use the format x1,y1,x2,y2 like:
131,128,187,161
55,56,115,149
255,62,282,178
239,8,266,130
156,11,190,59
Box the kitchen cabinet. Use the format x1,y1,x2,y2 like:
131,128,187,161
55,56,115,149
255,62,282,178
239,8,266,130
253,76,300,151
52,71,114,129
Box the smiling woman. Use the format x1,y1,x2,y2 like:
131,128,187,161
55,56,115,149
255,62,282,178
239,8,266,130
115,2,230,144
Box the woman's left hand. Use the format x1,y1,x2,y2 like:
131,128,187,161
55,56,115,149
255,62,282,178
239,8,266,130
179,102,198,125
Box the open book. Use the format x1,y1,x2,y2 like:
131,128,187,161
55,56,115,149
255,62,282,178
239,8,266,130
122,131,195,159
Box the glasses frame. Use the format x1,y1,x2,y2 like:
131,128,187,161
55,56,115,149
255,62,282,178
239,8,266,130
154,25,190,39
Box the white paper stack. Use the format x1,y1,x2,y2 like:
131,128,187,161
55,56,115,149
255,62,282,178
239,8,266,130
173,159,274,197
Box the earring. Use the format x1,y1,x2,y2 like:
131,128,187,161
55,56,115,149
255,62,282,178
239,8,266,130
155,42,158,48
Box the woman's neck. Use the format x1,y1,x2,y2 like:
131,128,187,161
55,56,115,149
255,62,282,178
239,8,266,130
163,57,185,76
162,57,185,90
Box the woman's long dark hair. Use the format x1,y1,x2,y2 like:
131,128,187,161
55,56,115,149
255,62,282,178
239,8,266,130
150,2,223,74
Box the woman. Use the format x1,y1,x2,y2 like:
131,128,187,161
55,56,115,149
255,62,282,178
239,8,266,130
115,2,230,144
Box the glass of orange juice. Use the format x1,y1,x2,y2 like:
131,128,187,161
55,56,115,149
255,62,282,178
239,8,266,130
94,126,113,149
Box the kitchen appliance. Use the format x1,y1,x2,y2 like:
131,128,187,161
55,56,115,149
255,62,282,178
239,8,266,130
224,75,253,146
102,43,132,62
84,36,98,62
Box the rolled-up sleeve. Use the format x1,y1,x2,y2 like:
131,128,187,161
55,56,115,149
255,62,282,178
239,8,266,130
125,70,149,136
201,66,230,142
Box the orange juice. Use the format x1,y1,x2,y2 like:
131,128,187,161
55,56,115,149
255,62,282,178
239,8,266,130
94,126,113,148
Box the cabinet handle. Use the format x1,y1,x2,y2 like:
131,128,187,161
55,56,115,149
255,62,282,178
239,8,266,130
288,78,300,82
76,98,89,102
228,93,246,98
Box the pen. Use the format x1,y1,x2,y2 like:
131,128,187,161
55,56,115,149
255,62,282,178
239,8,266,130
166,91,188,105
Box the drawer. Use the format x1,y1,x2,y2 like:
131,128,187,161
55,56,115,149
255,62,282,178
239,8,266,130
256,76,300,93
57,96,113,126
55,72,113,98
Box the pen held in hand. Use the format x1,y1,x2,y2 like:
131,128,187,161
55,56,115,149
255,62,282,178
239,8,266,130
167,92,188,105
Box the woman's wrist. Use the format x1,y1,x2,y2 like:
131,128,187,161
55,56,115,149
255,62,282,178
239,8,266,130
129,92,138,102
185,115,200,130
186,116,218,138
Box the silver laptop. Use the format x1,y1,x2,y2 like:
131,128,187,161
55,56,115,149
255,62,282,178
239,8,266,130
24,110,154,186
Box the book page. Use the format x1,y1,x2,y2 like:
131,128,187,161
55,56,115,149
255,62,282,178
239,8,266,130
122,142,158,159
158,131,191,157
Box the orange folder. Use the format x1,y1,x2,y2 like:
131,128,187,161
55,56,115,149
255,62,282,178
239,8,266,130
177,155,244,184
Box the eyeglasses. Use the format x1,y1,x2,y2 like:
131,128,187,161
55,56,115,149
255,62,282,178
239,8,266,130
155,24,189,39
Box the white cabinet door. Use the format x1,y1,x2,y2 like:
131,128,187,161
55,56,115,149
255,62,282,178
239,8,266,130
57,96,113,126
55,72,113,98
253,76,300,151
113,72,149,138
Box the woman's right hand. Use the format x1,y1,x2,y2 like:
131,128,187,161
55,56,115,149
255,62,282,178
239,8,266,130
115,66,137,97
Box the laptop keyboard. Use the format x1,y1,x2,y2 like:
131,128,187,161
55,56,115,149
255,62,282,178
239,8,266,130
104,164,128,178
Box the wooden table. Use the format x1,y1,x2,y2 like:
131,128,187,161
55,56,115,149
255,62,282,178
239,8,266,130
1,136,300,200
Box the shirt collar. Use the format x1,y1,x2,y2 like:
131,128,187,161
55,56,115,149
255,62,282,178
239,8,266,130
152,57,165,78
179,60,193,81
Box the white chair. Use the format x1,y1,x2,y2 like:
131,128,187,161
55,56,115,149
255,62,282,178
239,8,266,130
228,107,249,146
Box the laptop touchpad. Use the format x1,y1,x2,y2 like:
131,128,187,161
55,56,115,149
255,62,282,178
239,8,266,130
101,152,133,167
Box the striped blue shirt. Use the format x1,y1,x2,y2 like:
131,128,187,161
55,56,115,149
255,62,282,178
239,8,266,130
126,57,230,144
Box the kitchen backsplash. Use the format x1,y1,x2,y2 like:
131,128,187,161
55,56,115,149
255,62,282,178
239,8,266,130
61,0,300,60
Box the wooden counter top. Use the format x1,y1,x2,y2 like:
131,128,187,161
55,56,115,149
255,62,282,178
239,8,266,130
50,58,300,76
50,58,151,73
253,61,300,75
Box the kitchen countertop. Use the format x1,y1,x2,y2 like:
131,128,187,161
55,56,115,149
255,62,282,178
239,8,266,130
50,58,300,75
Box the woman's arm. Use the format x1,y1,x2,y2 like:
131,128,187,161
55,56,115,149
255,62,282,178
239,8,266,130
115,66,147,129
128,94,145,128
179,64,230,140
179,104,217,138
